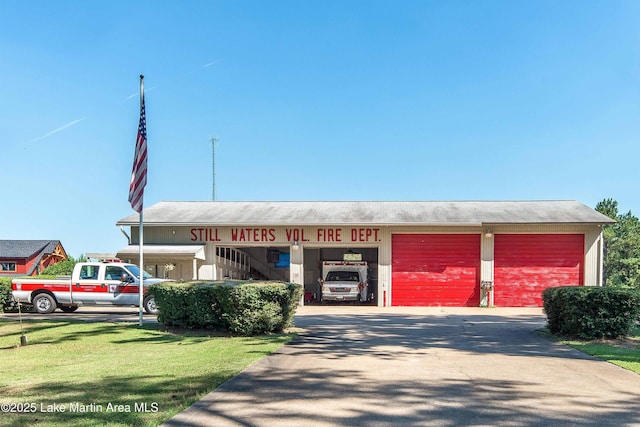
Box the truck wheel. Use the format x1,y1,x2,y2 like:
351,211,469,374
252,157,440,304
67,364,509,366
143,295,158,315
33,293,57,314
59,305,79,313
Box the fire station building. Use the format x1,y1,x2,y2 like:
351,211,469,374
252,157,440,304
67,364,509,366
115,200,614,308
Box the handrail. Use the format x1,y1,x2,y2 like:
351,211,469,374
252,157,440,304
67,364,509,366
248,256,289,281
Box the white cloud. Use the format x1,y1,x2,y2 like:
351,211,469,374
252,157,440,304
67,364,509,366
29,117,87,142
201,60,221,69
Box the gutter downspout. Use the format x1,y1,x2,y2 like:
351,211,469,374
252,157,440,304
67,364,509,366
120,226,131,245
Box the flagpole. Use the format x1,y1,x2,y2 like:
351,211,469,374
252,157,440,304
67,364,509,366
139,210,144,326
138,75,145,327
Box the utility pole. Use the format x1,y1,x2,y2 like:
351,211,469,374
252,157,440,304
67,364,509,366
210,136,218,201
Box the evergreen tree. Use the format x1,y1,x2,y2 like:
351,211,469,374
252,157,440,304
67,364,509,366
595,199,640,287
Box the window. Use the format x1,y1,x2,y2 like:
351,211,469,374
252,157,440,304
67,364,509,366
105,266,126,281
0,262,16,272
325,271,360,282
127,265,154,279
79,265,99,280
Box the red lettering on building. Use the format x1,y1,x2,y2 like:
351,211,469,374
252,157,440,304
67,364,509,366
285,228,310,242
351,228,380,242
317,228,342,242
231,228,276,242
191,228,202,241
190,228,221,242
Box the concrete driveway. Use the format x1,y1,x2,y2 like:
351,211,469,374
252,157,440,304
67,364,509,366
163,306,640,427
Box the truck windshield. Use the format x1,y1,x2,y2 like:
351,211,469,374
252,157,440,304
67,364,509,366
326,271,360,282
127,265,154,280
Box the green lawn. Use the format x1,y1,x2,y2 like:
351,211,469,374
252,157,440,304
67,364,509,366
0,318,294,426
560,325,640,374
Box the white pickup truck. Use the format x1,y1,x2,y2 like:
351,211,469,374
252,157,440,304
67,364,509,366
320,261,369,302
11,262,168,314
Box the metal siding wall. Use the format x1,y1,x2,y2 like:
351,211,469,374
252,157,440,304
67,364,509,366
389,226,483,234
378,227,392,306
130,226,180,244
128,223,602,305
480,225,590,233
290,244,304,286
481,234,494,282
583,226,602,286
392,234,480,306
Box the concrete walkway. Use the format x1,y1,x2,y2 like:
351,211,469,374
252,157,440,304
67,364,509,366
163,307,640,426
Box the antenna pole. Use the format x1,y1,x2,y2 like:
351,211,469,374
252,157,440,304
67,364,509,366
211,136,218,201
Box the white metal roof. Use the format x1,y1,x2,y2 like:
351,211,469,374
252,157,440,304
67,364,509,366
116,245,206,260
116,200,614,227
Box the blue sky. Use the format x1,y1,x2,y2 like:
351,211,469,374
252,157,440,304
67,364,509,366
2,0,639,258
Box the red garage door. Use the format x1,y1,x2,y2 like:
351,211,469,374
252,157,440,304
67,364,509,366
494,234,584,307
392,234,480,306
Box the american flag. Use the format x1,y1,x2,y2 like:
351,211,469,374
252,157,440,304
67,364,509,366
128,83,147,213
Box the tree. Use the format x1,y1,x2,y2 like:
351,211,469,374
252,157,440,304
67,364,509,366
595,198,640,287
40,254,86,276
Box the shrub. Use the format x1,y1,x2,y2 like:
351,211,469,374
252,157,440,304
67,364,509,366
40,258,77,276
543,286,640,339
223,283,302,335
149,280,303,335
152,282,228,329
0,277,17,313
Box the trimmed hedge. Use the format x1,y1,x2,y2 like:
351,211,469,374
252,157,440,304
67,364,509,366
149,280,303,335
542,286,640,339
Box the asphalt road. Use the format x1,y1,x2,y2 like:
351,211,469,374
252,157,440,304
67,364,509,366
0,306,157,323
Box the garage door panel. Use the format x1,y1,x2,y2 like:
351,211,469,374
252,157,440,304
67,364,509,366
494,234,584,307
392,234,480,306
